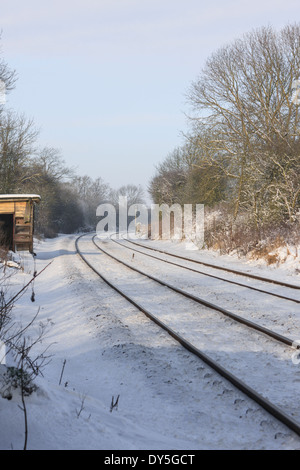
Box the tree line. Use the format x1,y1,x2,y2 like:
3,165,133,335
148,24,300,248
0,46,145,237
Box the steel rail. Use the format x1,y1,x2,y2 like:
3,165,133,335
110,235,300,304
122,236,300,290
92,235,297,349
75,233,300,438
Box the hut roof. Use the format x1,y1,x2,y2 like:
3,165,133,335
0,194,41,203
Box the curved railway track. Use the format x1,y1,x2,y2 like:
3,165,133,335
121,235,300,291
109,237,300,305
94,235,298,347
75,232,300,439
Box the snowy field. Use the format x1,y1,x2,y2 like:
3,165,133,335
0,233,300,451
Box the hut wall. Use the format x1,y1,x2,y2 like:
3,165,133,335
0,199,35,252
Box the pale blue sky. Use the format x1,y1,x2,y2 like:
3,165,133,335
1,0,299,197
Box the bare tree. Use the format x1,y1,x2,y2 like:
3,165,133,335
0,38,17,97
72,174,111,228
186,24,300,224
0,110,39,193
111,184,145,207
0,263,53,450
148,149,187,205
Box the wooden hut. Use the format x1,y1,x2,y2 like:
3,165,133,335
0,194,41,253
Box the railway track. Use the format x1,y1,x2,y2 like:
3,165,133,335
117,235,300,300
94,235,298,347
75,232,300,439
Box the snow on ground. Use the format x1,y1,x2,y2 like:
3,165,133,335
0,233,300,450
135,236,300,284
